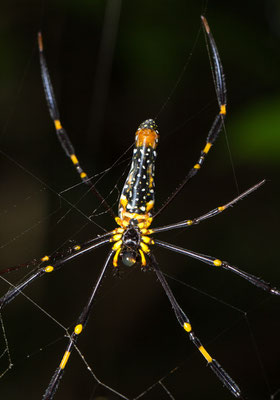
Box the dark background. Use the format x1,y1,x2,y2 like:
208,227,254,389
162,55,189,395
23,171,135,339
0,1,279,399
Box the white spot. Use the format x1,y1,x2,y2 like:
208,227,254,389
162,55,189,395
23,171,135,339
140,206,145,211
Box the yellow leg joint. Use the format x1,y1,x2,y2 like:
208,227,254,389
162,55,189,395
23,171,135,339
45,266,54,273
54,119,62,130
199,345,213,363
141,236,150,244
80,172,87,178
140,242,150,253
112,240,122,250
113,248,121,267
220,104,226,115
183,322,192,332
139,249,147,266
41,255,49,262
112,227,124,234
186,220,193,226
70,154,79,165
218,206,225,211
194,163,201,169
60,351,71,369
203,142,212,154
111,234,122,242
74,324,83,335
213,259,222,267
74,245,81,251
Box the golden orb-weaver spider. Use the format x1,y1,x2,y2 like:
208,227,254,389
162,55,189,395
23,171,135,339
0,16,279,400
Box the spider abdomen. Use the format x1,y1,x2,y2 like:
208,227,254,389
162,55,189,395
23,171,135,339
118,119,159,220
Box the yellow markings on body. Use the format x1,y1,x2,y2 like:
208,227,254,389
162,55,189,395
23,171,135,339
140,242,150,253
60,351,71,369
120,195,128,209
41,255,49,262
218,206,225,211
45,266,54,273
139,249,147,266
113,248,121,267
183,322,192,332
54,119,62,130
203,142,212,154
118,213,153,229
149,175,153,188
220,104,226,115
186,220,193,226
194,164,201,169
74,245,81,251
70,154,79,165
80,172,87,179
74,324,83,335
213,259,222,267
112,240,122,250
146,200,154,212
199,345,213,363
127,173,133,185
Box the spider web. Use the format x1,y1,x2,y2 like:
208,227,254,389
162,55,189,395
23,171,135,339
0,1,279,399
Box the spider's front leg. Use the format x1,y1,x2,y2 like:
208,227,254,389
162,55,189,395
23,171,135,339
0,236,110,309
37,32,115,219
156,15,227,216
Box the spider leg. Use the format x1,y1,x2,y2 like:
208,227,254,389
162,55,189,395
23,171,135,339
149,254,242,398
37,33,115,219
42,250,114,400
154,239,280,296
152,180,265,234
0,237,110,309
155,15,227,217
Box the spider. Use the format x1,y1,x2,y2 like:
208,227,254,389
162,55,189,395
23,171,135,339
0,15,279,400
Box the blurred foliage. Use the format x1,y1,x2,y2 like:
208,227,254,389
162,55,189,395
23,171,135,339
230,97,280,165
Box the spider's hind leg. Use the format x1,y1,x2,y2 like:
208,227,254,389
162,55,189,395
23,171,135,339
148,253,242,398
